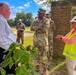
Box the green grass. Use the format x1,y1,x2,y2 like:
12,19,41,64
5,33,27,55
11,27,30,31
12,27,16,31
11,27,67,74
50,55,67,75
25,27,30,31
23,35,33,47
50,55,65,69
11,27,33,47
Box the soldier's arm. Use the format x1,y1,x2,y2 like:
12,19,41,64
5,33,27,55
23,23,26,30
16,24,19,30
50,20,56,31
30,20,39,31
53,21,56,31
40,19,50,32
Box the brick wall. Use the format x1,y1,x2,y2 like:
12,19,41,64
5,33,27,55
51,1,72,56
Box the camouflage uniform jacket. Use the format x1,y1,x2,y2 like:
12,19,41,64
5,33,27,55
48,18,56,56
30,18,50,48
48,19,56,37
16,22,25,33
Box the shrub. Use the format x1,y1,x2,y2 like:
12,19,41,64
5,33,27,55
0,42,39,75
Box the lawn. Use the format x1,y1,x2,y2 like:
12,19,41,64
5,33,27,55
11,27,68,75
23,35,33,47
12,27,30,31
12,27,33,47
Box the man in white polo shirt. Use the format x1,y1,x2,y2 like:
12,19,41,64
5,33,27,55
0,2,16,74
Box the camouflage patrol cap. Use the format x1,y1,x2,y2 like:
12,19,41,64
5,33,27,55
18,19,22,22
46,12,50,15
38,8,46,14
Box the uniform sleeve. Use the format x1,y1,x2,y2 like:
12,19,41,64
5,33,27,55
22,23,25,30
23,24,25,30
16,23,19,30
41,19,50,33
30,20,38,31
30,19,50,32
62,35,76,44
50,20,56,31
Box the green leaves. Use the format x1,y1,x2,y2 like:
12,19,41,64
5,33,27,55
15,66,30,75
20,51,30,63
26,45,33,51
2,56,14,70
1,42,39,75
0,68,6,75
8,42,21,51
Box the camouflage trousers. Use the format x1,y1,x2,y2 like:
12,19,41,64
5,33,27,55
48,34,53,57
17,31,24,44
35,45,49,74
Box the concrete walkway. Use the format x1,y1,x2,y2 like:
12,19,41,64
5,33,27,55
14,31,33,37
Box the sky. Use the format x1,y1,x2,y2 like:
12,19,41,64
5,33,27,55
0,0,50,19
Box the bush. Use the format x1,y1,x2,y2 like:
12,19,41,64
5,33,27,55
0,42,39,75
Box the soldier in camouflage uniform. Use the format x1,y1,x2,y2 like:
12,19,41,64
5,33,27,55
30,8,50,75
16,19,25,44
46,13,56,60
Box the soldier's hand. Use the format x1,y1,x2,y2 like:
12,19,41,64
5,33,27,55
37,26,42,30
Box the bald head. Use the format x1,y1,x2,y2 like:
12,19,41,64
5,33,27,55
0,2,9,8
0,2,10,18
0,2,3,7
